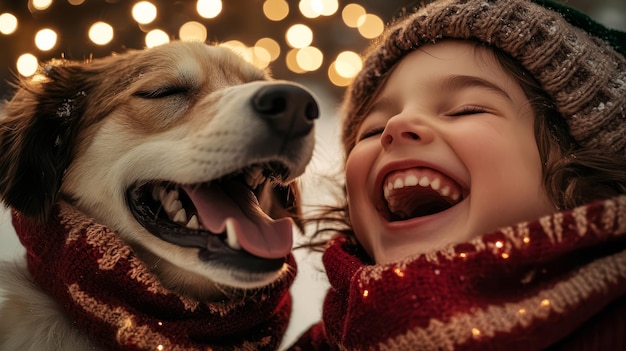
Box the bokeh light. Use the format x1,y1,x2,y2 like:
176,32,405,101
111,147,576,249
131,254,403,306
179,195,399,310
286,24,313,49
286,48,306,74
35,28,57,51
0,13,18,35
221,40,252,62
263,0,289,21
334,51,362,78
17,53,38,77
299,0,321,18
342,3,365,28
89,21,114,45
31,0,53,11
0,1,414,90
145,29,170,47
357,13,384,39
179,21,207,42
319,0,339,16
197,0,222,19
255,37,280,61
132,1,158,25
296,46,323,71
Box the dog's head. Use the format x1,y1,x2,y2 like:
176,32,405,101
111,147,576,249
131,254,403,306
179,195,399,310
0,41,317,299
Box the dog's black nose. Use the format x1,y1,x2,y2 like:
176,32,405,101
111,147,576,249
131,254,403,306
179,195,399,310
252,84,319,137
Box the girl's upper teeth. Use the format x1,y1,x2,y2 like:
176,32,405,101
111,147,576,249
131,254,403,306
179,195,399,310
384,169,461,203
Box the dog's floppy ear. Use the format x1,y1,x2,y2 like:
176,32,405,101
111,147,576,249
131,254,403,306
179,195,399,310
0,63,91,220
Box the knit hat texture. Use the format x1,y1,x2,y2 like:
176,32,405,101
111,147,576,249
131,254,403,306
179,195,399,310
342,0,626,156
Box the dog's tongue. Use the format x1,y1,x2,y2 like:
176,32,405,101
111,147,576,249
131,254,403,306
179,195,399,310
182,182,293,259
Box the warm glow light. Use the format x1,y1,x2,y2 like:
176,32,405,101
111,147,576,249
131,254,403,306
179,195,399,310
197,0,222,19
286,24,313,49
67,0,85,5
145,29,170,47
357,13,384,39
296,46,323,71
334,50,362,78
0,13,18,35
342,3,365,28
250,46,271,69
32,0,53,11
263,0,289,21
221,40,253,63
299,0,320,18
328,62,352,87
255,38,280,61
89,21,114,45
132,1,157,24
285,49,306,74
319,0,338,16
35,28,57,51
17,53,38,77
179,21,207,42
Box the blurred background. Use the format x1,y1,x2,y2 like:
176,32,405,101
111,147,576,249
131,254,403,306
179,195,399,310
0,0,624,349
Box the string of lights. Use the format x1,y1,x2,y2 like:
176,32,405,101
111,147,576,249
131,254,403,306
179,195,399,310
0,0,395,96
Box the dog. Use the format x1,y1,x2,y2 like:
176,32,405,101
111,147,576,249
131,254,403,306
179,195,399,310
0,41,317,350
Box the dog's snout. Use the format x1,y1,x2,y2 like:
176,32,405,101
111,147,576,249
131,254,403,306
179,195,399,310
252,84,318,137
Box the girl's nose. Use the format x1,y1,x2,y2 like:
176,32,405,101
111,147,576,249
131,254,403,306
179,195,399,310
380,113,435,149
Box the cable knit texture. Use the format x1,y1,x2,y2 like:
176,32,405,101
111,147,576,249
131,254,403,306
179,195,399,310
12,202,295,351
290,196,626,350
341,0,626,156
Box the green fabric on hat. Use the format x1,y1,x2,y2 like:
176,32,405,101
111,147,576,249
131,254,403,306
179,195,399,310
532,0,626,57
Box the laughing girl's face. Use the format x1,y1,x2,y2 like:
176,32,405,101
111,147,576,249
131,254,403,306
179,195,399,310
346,40,555,264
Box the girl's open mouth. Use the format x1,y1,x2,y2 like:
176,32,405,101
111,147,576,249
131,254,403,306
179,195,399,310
381,167,464,221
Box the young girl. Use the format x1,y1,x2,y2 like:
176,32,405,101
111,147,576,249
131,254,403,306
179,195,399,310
290,0,626,349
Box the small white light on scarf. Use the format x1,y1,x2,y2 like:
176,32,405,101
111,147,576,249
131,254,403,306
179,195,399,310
459,252,467,259
471,328,481,337
541,299,551,307
518,308,526,315
393,267,405,277
495,241,504,248
157,345,164,351
158,321,163,326
362,289,369,298
501,253,510,259
523,236,531,244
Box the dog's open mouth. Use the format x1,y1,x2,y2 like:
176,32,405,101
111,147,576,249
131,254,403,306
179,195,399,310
127,163,294,273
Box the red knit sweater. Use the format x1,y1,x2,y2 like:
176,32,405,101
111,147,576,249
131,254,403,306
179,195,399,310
290,196,626,350
13,203,295,351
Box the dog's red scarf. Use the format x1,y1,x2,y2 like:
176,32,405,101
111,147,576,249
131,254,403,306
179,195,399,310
293,196,626,350
12,203,294,351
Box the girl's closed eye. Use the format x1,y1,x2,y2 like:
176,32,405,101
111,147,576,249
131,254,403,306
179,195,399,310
448,105,488,117
358,127,385,141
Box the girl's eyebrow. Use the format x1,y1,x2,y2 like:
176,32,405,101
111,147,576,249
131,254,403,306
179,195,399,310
442,75,512,101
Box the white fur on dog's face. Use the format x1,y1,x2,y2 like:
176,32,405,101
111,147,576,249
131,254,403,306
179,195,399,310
30,42,316,299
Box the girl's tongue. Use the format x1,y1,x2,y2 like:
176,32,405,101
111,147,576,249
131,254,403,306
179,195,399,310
182,181,293,259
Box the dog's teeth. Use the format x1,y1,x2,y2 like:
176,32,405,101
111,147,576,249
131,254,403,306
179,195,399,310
173,208,187,223
152,187,162,201
162,190,180,212
225,219,242,250
186,215,200,230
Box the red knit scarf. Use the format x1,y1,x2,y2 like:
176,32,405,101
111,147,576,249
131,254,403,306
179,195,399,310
300,196,626,350
12,203,295,351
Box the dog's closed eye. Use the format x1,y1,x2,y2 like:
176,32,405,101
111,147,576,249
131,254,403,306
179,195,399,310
134,86,190,99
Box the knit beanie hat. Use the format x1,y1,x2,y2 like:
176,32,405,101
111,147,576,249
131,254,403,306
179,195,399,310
342,0,626,157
